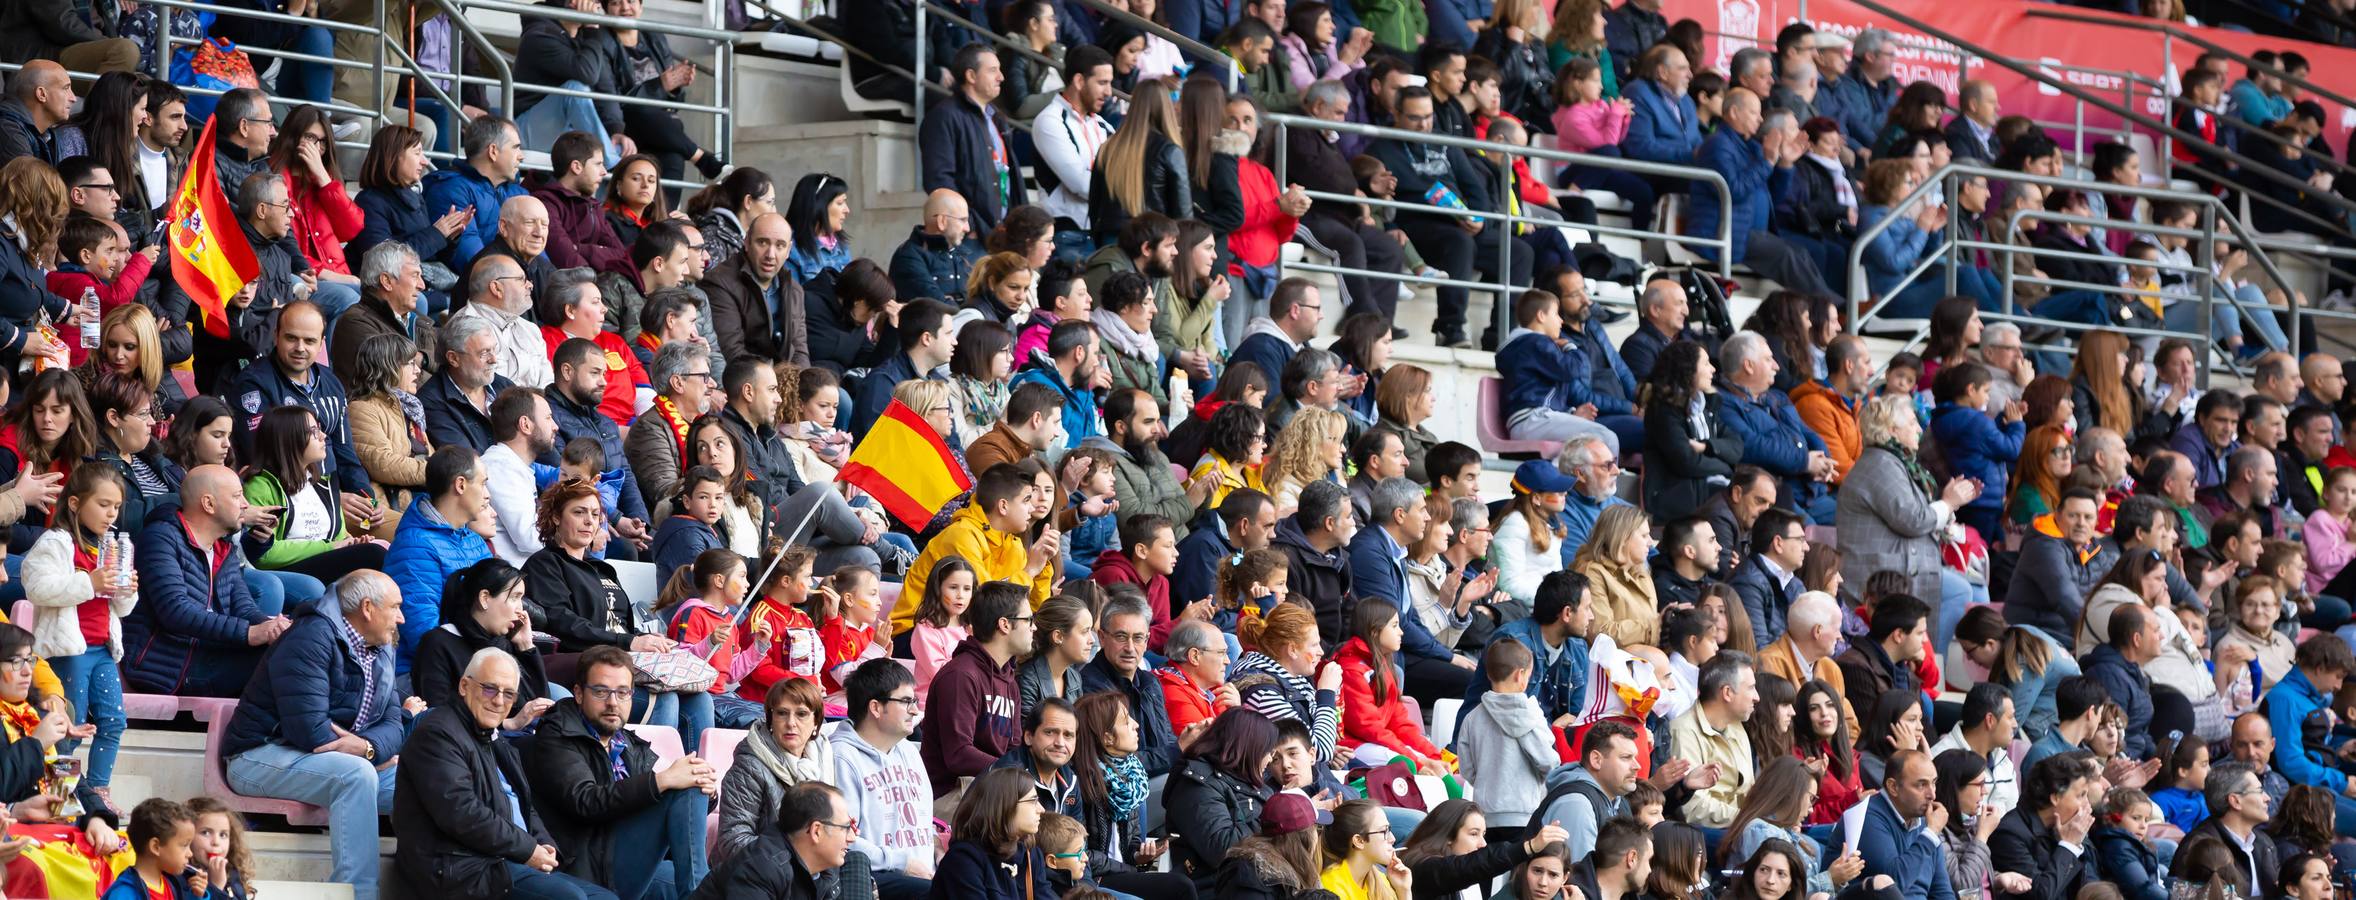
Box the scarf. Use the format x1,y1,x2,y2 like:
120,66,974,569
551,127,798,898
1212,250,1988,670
650,394,693,453
957,376,1009,437
1875,439,1938,500
1105,752,1148,820
1091,307,1161,364
742,721,826,786
394,388,430,454
0,696,40,747
1807,152,1856,209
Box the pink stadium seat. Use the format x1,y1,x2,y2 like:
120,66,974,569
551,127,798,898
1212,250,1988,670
7,602,29,631
700,728,748,780
201,707,329,827
123,694,180,721
629,723,686,766
182,697,239,722
1475,377,1563,460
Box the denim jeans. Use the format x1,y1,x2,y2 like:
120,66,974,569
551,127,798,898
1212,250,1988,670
508,862,622,900
226,743,397,900
283,26,337,106
874,868,933,900
516,82,621,167
635,688,716,755
49,648,125,787
1935,568,1975,653
608,788,710,900
712,693,763,730
244,567,327,616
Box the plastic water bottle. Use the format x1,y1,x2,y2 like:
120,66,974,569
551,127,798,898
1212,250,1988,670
115,534,134,596
78,287,99,351
94,537,115,600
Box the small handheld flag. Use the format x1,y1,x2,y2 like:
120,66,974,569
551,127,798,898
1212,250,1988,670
836,399,973,531
167,117,260,340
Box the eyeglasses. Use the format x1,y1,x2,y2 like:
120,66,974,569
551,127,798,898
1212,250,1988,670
880,695,920,707
1017,795,1043,806
76,183,117,195
1359,827,1393,839
474,682,519,704
0,656,35,671
583,685,632,702
817,818,860,834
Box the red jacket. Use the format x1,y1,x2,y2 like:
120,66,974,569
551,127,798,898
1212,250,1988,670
46,253,155,368
540,326,652,427
1091,549,1176,653
1326,636,1442,762
1156,665,1233,733
738,595,822,702
283,172,364,276
1226,157,1299,270
532,181,634,277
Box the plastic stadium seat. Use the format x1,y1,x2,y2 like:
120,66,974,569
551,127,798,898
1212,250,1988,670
183,697,240,722
613,560,660,615
123,694,180,722
701,728,748,779
1474,377,1563,460
628,723,687,766
201,708,330,827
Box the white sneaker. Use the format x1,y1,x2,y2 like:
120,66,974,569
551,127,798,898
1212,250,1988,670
332,119,363,142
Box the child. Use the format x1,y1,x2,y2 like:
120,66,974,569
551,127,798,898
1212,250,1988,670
2148,736,2210,834
1039,812,1093,896
47,215,157,369
185,796,254,900
819,564,886,706
1457,639,1556,845
1089,515,1183,655
1879,352,1932,426
1063,447,1120,576
740,547,825,703
657,547,770,728
2122,241,2169,324
2088,787,2165,900
1495,289,1606,446
1625,781,1666,828
909,555,977,692
1218,547,1290,639
2219,575,2298,691
1551,58,1632,154
1661,605,1717,692
559,437,623,531
102,798,206,900
651,465,728,585
24,465,138,811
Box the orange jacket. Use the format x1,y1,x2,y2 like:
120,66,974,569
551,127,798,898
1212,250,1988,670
1790,381,1863,484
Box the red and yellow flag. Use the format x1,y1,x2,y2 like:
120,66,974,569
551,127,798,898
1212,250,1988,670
837,399,973,530
167,117,259,340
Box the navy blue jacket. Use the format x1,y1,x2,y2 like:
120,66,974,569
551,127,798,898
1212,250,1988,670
1857,792,1956,900
225,361,371,496
1689,127,1789,263
122,504,267,694
888,226,984,312
1226,333,1298,392
1348,526,1451,663
1623,78,1701,167
2083,643,2156,759
420,164,528,275
1423,0,1492,52
547,385,648,523
651,515,721,587
351,184,453,265
1171,516,1237,620
1826,71,1899,154
1619,320,1677,383
419,369,517,453
1726,553,1794,648
849,353,930,439
1929,403,2025,520
1080,655,1180,776
919,94,1027,235
1718,383,1827,511
1565,320,1637,415
1601,2,1667,85
221,600,404,761
2090,823,2164,900
0,232,63,363
1367,137,1494,229
1166,0,1241,46
1496,329,1581,419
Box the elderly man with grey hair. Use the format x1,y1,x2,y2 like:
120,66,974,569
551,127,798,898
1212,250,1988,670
1827,27,1901,154
1977,321,2032,414
192,170,362,359
1158,619,1239,730
626,341,717,512
1289,82,1411,320
420,311,519,452
1718,330,1838,522
480,193,558,305
334,240,439,384
221,570,409,900
1771,58,1820,121
444,252,554,389
1349,476,1475,701
1731,48,1775,101
1621,276,1692,381
1558,435,1632,563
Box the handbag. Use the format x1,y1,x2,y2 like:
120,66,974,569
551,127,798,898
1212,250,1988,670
629,649,718,694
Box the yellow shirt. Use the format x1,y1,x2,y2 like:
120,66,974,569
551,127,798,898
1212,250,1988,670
892,505,1056,634
1321,862,1400,900
1667,702,1755,828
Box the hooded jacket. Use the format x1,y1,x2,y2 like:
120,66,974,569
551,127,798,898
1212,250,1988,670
920,638,1023,795
1008,362,1101,446
394,705,557,899
1496,327,1584,424
1456,690,1556,826
383,494,494,673
1272,517,1351,650
122,505,266,694
1166,756,1269,891
896,505,1055,635
524,698,671,887
1930,402,2025,518
1083,434,1196,543
419,164,528,274
1538,764,1624,862
1790,381,1863,484
530,180,632,277
826,724,935,873
1329,636,1443,761
887,225,984,309
219,598,403,761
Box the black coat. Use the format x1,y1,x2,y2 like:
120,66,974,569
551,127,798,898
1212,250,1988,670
1164,758,1268,892
1471,31,1554,130
419,370,517,453
513,0,622,133
689,825,838,900
525,698,669,887
1089,133,1191,244
1774,156,1852,240
920,93,1028,234
1409,840,1531,900
522,547,638,651
350,185,452,267
1642,393,1746,523
410,613,552,713
393,705,556,900
2175,818,2279,899
1987,806,2088,900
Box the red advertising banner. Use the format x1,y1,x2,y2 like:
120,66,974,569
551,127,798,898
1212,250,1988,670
1656,0,2356,155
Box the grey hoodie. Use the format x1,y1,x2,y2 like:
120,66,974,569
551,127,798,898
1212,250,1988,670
828,724,935,873
1457,689,1558,828
1542,763,1626,862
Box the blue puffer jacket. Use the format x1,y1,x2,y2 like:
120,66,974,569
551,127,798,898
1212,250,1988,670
121,503,267,694
2266,668,2347,794
1688,126,1786,263
651,515,721,586
1719,383,1829,513
220,599,405,762
1928,402,2024,519
1858,204,1933,299
419,164,527,275
2089,823,2164,900
1495,328,1583,420
383,494,492,674
350,184,453,266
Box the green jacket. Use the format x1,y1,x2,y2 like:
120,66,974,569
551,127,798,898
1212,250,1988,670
1239,43,1301,114
1080,436,1195,542
1358,0,1427,53
1151,286,1224,368
243,470,353,569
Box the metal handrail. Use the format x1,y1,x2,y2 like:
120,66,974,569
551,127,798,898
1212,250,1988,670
457,0,743,41
2026,4,2356,116
1265,112,1733,339
1064,0,1241,92
428,0,517,126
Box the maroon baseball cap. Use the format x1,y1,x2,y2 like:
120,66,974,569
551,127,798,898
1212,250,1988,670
1260,790,1332,836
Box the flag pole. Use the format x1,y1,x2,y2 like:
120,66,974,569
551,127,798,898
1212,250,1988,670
730,496,827,629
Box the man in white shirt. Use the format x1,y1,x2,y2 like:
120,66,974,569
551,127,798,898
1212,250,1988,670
446,253,554,389
1031,44,1115,259
1930,683,2021,820
480,386,561,565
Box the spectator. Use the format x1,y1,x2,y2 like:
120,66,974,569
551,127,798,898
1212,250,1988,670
2200,447,2280,539
1034,47,1117,257
1929,362,2027,540
684,167,776,274
1639,341,1745,522
1329,598,1446,773
598,224,709,372
421,312,520,453
420,116,527,276
1717,333,1834,524
780,173,855,287
445,254,553,390
395,647,618,900
221,572,404,900
512,0,629,165
945,320,1015,446
1186,403,1270,512
1289,87,1404,321
530,133,630,278
2264,636,2356,833
624,343,711,511
691,780,851,900
2175,760,2282,897
1091,387,1214,538
1759,591,1855,734
918,579,1033,796
0,62,74,167
2083,603,2162,761
1369,85,1524,348
522,478,713,740
1835,593,1929,725
1498,289,1627,455
2173,391,2245,491
332,239,437,394
831,658,939,900
595,0,727,186
714,676,830,861
528,644,718,899
891,190,984,310
350,125,466,283
1166,708,1280,891
380,442,492,673
240,403,388,581
1081,593,1184,777
121,462,285,695
1016,595,1095,717
1671,650,1760,828
261,106,366,300
923,45,1027,235
1619,278,1690,382
1090,513,1185,653
1791,335,1867,486
1652,516,1724,609
1492,460,1572,605
1721,757,1856,900
1932,684,2023,821
1854,750,1956,900
1622,45,1702,173
2006,488,2114,645
1160,618,1240,732
544,341,650,546
410,557,552,728
1692,90,1836,298
846,297,957,439
1574,505,1660,649
704,213,810,373
600,154,668,250
1827,29,1899,154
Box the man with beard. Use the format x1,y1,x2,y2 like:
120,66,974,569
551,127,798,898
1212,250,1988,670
2283,405,2335,516
1081,388,1217,543
1558,436,1633,563
225,301,379,532
527,645,719,900
687,783,853,900
1009,320,1107,446
704,212,809,368
1857,750,1953,899
444,252,552,390
1565,816,1653,900
1080,212,1178,308
1553,270,1642,451
920,581,1037,797
847,298,959,439
1651,516,1723,608
420,313,519,452
1540,720,1643,862
545,340,652,556
481,386,561,565
989,697,1081,817
626,343,715,513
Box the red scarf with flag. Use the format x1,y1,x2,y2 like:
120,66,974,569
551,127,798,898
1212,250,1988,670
836,399,972,530
167,117,261,339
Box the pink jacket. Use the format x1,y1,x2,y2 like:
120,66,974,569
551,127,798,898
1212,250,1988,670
1552,100,1632,154
2309,511,2354,596
910,621,970,693
1013,312,1060,364
1278,33,1361,92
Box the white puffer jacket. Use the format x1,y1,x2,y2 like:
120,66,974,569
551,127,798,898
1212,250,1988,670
22,529,135,659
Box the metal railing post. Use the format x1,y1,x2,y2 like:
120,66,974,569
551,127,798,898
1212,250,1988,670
915,0,929,186
2199,203,2218,388
374,0,387,122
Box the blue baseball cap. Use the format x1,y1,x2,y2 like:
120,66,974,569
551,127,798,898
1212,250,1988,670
1512,458,1577,495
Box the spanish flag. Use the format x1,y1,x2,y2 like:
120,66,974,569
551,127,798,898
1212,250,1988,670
167,117,260,340
838,399,973,530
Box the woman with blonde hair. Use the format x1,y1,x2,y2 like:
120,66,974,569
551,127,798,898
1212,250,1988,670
1574,504,1661,648
2069,330,2141,437
76,302,186,420
964,250,1037,324
1233,600,1343,761
0,158,71,371
1089,76,1190,244
1373,364,1441,482
1493,459,1574,603
1263,407,1347,516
